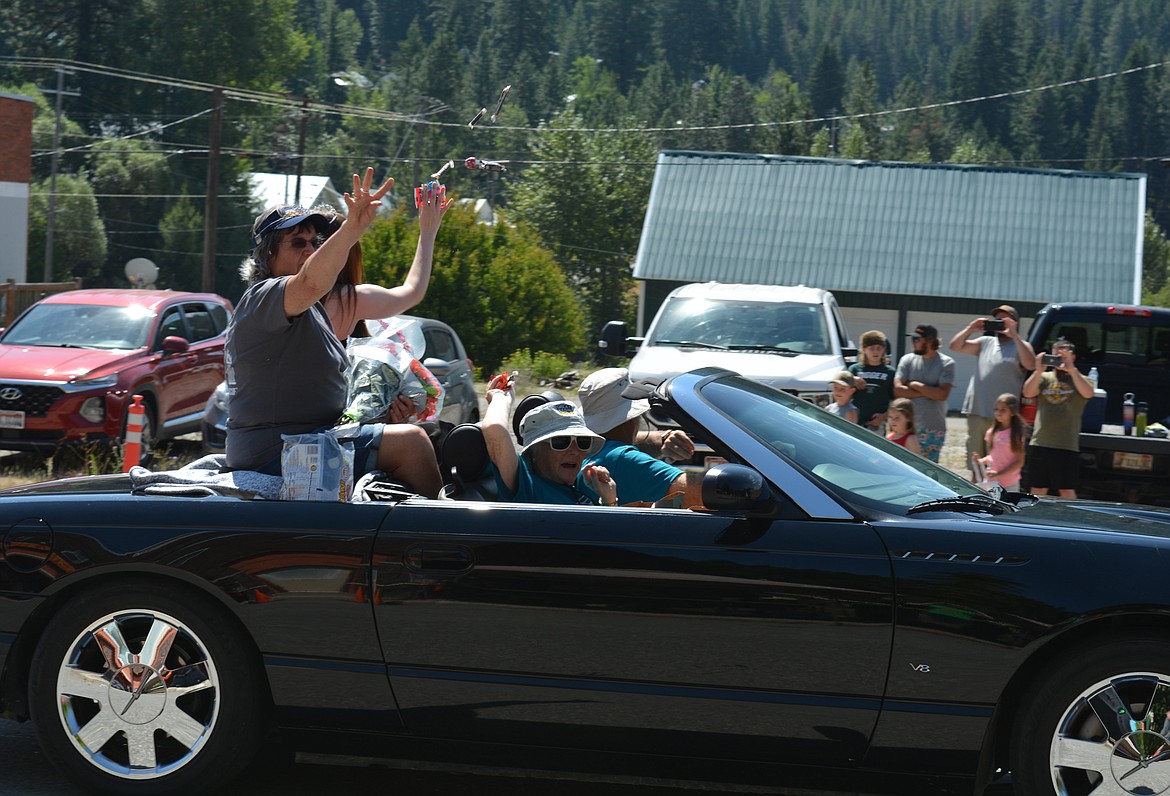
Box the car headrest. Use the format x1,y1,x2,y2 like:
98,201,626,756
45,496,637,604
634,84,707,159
440,423,489,480
511,390,566,442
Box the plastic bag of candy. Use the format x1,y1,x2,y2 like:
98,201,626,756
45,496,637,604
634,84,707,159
341,316,444,425
279,429,354,501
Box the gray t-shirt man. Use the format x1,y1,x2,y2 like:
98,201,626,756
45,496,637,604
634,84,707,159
895,352,955,431
949,308,1036,474
961,336,1027,417
225,276,348,472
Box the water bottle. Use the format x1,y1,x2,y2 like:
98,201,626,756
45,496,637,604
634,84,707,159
1137,401,1149,437
1123,392,1135,435
1087,367,1099,389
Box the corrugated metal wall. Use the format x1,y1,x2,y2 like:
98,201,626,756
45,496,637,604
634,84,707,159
634,152,1145,306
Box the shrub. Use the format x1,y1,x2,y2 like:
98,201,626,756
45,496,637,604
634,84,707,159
361,205,585,373
499,349,575,392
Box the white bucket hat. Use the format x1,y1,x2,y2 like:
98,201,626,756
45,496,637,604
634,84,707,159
578,368,650,435
518,401,604,456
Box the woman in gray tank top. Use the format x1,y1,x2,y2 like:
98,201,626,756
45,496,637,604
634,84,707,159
225,168,451,498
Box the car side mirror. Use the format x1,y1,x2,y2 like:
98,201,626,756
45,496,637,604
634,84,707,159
701,463,777,514
598,321,642,357
161,335,189,355
422,356,451,377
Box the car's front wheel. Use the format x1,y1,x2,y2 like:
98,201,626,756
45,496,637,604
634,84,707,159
1011,636,1170,796
29,584,267,795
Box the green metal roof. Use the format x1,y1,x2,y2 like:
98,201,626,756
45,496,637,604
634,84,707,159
634,151,1146,304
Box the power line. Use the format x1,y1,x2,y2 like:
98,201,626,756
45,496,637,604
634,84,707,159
4,55,1168,136
29,107,215,158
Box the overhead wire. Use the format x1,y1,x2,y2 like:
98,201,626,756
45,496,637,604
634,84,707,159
4,54,1169,138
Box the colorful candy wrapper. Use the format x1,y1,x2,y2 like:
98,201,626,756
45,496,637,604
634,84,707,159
341,316,445,424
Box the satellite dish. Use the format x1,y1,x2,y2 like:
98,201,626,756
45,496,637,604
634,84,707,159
125,258,159,289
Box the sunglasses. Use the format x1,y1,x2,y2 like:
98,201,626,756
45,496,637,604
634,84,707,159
284,235,324,250
549,436,594,452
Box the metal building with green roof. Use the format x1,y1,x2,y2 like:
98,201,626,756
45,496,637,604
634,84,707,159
633,150,1147,409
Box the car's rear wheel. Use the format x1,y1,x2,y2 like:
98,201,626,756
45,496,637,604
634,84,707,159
29,584,267,795
1010,636,1170,796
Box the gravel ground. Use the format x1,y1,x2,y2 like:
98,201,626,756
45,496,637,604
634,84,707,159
939,415,971,477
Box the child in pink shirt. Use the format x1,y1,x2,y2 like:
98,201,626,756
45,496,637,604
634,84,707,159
978,393,1025,491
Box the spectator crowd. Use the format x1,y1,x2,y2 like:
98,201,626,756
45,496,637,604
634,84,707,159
840,306,1093,497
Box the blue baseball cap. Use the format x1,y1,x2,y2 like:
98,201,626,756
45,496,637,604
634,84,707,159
250,205,337,251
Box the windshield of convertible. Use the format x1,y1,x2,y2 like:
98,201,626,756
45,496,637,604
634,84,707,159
700,375,980,513
1,303,154,350
649,297,830,354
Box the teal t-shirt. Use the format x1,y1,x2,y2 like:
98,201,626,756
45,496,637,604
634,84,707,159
493,455,601,505
581,440,683,506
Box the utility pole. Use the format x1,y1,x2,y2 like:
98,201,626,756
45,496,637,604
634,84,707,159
42,68,79,282
294,97,309,205
201,88,223,293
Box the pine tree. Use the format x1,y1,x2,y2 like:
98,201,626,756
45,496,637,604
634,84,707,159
807,41,846,120
947,0,1019,148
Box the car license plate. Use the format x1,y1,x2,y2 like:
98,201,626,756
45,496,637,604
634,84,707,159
1113,451,1153,472
0,410,25,429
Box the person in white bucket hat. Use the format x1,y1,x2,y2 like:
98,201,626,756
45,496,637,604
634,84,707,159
577,368,704,507
482,373,618,505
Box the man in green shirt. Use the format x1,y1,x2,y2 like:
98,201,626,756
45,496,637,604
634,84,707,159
1022,339,1095,498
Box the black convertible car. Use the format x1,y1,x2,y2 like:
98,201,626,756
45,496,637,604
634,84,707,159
2,367,1170,796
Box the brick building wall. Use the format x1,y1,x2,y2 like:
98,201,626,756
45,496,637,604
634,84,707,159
0,92,35,282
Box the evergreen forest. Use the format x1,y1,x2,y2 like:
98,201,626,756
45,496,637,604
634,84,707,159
3,0,1170,364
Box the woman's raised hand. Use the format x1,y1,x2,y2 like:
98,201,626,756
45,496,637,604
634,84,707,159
344,167,394,231
416,181,453,235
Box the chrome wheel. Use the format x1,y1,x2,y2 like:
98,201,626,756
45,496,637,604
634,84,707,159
1012,638,1170,796
31,585,266,794
1050,672,1170,796
55,609,220,779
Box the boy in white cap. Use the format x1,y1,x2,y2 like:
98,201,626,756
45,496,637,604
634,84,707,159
578,368,703,507
482,373,618,505
827,370,860,423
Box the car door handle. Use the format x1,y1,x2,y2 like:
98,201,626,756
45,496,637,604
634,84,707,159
405,545,473,573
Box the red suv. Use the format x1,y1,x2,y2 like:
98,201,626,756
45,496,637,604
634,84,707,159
0,289,232,457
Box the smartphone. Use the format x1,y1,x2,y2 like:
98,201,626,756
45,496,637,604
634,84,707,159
982,318,1006,334
1042,353,1062,367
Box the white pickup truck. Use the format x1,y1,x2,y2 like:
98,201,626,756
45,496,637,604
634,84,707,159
599,283,857,457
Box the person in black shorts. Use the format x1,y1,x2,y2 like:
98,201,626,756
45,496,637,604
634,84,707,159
1021,339,1094,498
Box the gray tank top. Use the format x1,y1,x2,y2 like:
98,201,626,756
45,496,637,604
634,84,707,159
225,277,347,470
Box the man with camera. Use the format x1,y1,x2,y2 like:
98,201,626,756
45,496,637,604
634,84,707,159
1022,339,1095,498
949,305,1036,480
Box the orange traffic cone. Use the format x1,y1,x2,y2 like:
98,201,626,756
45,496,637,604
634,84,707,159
123,395,146,473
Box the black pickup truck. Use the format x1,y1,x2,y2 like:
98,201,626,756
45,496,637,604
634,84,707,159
1027,302,1170,505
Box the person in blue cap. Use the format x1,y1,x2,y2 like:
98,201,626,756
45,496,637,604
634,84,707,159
224,168,450,497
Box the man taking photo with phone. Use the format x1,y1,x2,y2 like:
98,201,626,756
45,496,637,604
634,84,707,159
1022,339,1094,498
949,305,1036,481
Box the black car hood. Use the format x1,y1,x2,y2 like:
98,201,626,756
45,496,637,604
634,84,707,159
972,498,1170,540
